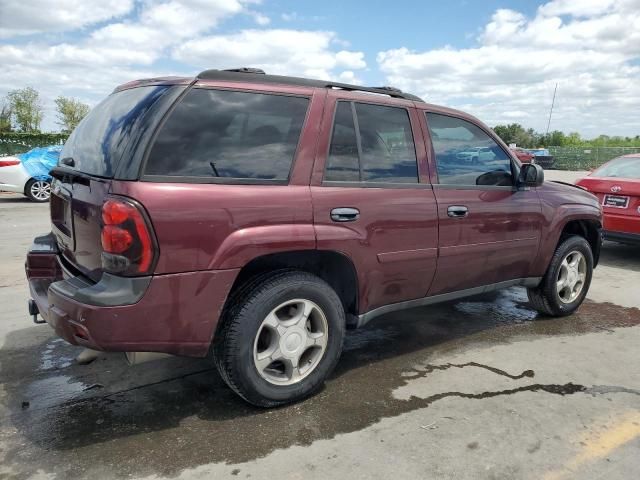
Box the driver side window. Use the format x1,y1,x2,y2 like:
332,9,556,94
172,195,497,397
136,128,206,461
426,113,513,186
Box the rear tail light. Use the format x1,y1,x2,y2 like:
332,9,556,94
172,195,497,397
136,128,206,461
0,159,20,167
101,197,158,276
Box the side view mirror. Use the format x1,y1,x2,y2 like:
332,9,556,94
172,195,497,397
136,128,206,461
519,163,544,187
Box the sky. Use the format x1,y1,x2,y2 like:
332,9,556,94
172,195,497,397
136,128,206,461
0,0,639,136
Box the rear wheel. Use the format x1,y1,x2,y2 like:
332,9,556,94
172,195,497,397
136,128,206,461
25,179,51,202
527,235,593,316
213,271,345,407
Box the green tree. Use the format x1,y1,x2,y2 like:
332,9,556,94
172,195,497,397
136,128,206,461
565,132,582,146
0,101,11,132
7,87,43,132
492,123,535,148
54,96,90,132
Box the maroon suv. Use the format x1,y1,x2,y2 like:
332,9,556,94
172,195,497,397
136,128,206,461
26,69,602,406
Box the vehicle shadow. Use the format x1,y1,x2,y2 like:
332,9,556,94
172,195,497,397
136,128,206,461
598,241,640,272
1,288,638,479
0,195,35,203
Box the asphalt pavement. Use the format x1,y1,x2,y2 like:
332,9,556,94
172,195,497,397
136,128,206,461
0,171,638,480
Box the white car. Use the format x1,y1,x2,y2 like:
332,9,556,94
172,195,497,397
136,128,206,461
0,156,51,202
456,147,496,164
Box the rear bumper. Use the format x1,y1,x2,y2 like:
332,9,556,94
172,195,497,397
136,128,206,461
603,212,640,244
26,233,239,357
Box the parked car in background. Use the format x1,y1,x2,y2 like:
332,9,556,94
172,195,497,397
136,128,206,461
511,147,535,164
0,156,52,202
577,154,640,244
0,146,61,202
456,146,496,163
26,69,602,407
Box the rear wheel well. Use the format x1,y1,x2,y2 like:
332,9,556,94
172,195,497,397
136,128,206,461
560,219,601,265
227,250,359,321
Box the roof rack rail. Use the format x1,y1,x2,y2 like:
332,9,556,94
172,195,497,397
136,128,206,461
224,67,266,74
195,68,423,102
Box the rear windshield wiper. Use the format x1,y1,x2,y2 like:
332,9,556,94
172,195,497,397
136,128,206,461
209,161,219,177
60,157,75,168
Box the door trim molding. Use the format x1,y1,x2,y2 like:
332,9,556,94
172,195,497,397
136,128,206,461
439,237,539,257
354,276,542,328
377,247,438,263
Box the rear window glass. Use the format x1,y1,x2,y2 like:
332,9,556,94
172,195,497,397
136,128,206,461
593,156,640,179
144,89,309,180
61,86,168,177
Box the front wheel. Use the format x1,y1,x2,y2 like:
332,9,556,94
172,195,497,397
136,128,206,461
527,235,594,316
213,271,345,407
25,179,51,202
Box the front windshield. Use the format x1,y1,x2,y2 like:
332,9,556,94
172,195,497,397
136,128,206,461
593,156,640,179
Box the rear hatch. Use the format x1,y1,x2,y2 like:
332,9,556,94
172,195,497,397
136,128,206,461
50,85,170,282
578,177,640,213
577,176,640,234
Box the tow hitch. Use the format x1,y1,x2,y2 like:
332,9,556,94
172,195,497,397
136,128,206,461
28,299,46,324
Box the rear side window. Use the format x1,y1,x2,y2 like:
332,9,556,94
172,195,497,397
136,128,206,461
145,89,309,181
325,101,418,183
61,86,168,177
426,113,513,187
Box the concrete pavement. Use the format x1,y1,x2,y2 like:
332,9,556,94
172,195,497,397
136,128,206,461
0,171,638,480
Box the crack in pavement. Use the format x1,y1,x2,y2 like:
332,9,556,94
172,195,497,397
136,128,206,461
410,361,536,380
400,362,640,408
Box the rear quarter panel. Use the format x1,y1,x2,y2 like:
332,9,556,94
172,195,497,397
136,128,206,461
109,182,316,274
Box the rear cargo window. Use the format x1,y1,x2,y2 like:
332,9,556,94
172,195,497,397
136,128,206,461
144,89,309,181
60,86,168,177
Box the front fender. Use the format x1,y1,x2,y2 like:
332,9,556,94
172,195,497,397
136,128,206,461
532,203,602,276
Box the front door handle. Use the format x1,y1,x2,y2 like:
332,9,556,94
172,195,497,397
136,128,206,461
447,205,468,218
331,207,360,222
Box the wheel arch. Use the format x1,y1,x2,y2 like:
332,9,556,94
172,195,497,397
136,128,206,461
559,218,602,267
223,249,359,326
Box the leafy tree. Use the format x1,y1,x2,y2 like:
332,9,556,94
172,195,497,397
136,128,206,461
492,123,535,148
54,96,90,132
7,87,43,132
0,101,11,132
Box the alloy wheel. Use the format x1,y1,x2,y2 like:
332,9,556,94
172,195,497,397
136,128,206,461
556,250,587,303
253,298,328,386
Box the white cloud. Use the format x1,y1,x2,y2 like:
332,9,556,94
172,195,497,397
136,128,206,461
0,0,134,38
0,0,251,130
335,50,366,69
173,29,366,80
337,70,363,85
378,0,640,136
248,11,271,26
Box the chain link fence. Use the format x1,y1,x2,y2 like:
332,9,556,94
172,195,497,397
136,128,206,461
0,133,69,157
548,146,640,170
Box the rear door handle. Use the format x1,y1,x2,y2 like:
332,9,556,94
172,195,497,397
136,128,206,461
331,207,360,222
447,205,468,218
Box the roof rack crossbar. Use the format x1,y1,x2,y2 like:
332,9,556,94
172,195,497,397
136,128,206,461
195,69,423,102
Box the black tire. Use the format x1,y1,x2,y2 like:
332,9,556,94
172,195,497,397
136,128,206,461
25,178,51,202
213,270,345,407
527,235,593,317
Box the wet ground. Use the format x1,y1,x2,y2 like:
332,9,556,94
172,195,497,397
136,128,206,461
0,182,639,479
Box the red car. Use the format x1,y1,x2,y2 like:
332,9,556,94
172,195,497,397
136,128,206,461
26,69,602,406
511,147,536,163
577,154,640,244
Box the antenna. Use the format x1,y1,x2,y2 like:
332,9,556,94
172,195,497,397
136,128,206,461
545,83,558,137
